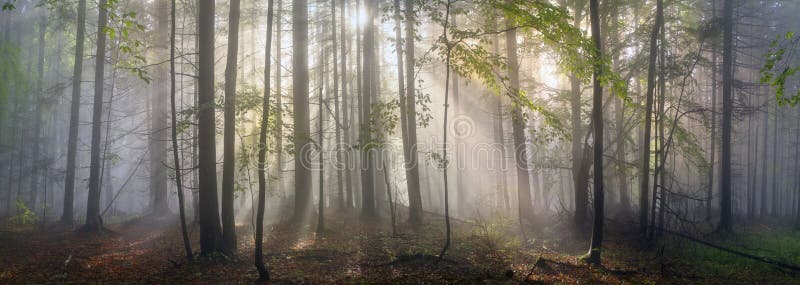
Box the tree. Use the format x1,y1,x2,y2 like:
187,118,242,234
360,0,376,217
584,0,604,265
197,0,223,254
82,0,110,232
222,0,241,253
403,0,423,224
340,0,353,209
639,0,663,236
61,0,85,225
29,9,45,215
505,0,533,222
255,0,275,279
565,0,589,226
149,0,169,216
293,0,312,223
718,0,734,232
170,0,192,261
438,0,454,260
332,0,344,210
707,0,718,222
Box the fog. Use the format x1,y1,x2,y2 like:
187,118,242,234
2,0,800,283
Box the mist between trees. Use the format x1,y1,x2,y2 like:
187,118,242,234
2,0,800,283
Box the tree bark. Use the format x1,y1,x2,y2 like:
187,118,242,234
293,0,312,223
82,0,109,232
170,0,193,260
505,2,533,222
403,0,423,224
332,0,344,211
718,0,734,232
149,0,170,216
255,0,275,280
639,0,662,236
359,0,376,217
222,0,242,254
585,0,604,265
198,0,223,254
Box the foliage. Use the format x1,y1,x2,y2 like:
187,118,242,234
104,0,148,83
423,0,627,136
761,31,800,107
8,200,38,226
366,100,401,148
1,0,14,11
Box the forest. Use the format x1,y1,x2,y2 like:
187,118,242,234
2,0,800,283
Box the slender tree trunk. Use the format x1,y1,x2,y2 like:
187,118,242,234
198,0,223,254
360,0,376,217
718,0,734,232
255,1,275,279
492,24,509,211
274,0,283,197
82,0,109,232
222,0,242,254
771,103,779,216
438,1,453,259
341,0,353,209
610,4,630,215
586,0,604,264
750,105,760,218
639,0,662,236
30,12,45,213
331,0,344,211
707,0,717,221
568,4,588,226
170,0,192,260
383,160,397,236
316,37,326,234
760,98,768,216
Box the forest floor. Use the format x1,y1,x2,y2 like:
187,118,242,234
1,209,799,284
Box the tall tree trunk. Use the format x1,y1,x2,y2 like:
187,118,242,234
568,3,588,226
403,0,423,223
718,0,734,232
750,104,760,218
610,4,630,215
438,1,453,259
359,0,376,217
83,0,109,232
639,0,662,236
198,0,223,254
316,32,326,234
150,0,169,215
586,0,604,264
255,0,275,280
30,11,45,213
341,0,353,209
771,102,779,216
222,0,242,254
505,2,533,222
491,21,509,211
760,97,768,216
707,0,717,221
450,14,467,218
331,0,344,211
170,0,192,261
292,0,312,223
274,0,283,197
